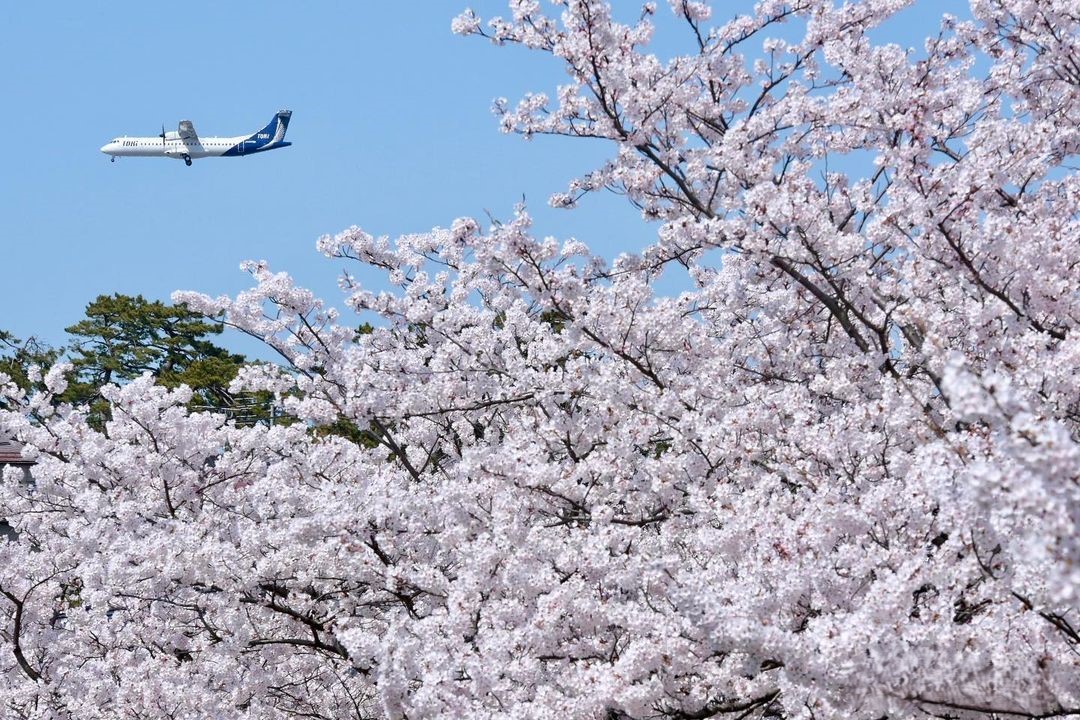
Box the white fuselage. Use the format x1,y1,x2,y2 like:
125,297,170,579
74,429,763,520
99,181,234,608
101,134,249,160
100,110,292,164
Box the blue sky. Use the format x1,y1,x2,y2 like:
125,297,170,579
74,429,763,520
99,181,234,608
0,1,964,356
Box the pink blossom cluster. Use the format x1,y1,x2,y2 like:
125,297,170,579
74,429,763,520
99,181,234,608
1,1,1077,717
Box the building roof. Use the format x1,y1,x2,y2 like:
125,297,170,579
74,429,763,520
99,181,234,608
0,433,32,465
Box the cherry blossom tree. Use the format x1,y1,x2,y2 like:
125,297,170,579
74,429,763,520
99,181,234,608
1,1,1078,717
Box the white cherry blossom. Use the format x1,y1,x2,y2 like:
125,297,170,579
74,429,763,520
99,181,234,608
0,1,1077,717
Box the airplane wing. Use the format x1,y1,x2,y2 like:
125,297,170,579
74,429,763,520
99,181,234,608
177,120,198,141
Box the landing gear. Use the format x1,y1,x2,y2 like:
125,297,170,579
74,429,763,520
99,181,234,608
183,154,192,166
110,157,116,163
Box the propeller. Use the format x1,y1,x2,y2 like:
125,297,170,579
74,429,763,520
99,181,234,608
159,123,166,146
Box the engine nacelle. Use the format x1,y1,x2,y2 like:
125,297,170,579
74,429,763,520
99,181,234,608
164,131,181,141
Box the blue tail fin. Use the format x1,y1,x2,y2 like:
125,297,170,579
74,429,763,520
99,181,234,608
250,110,292,149
223,110,293,156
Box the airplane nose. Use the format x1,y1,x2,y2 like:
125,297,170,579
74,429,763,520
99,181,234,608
100,143,111,154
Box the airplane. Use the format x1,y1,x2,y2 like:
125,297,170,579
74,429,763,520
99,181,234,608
100,110,292,166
